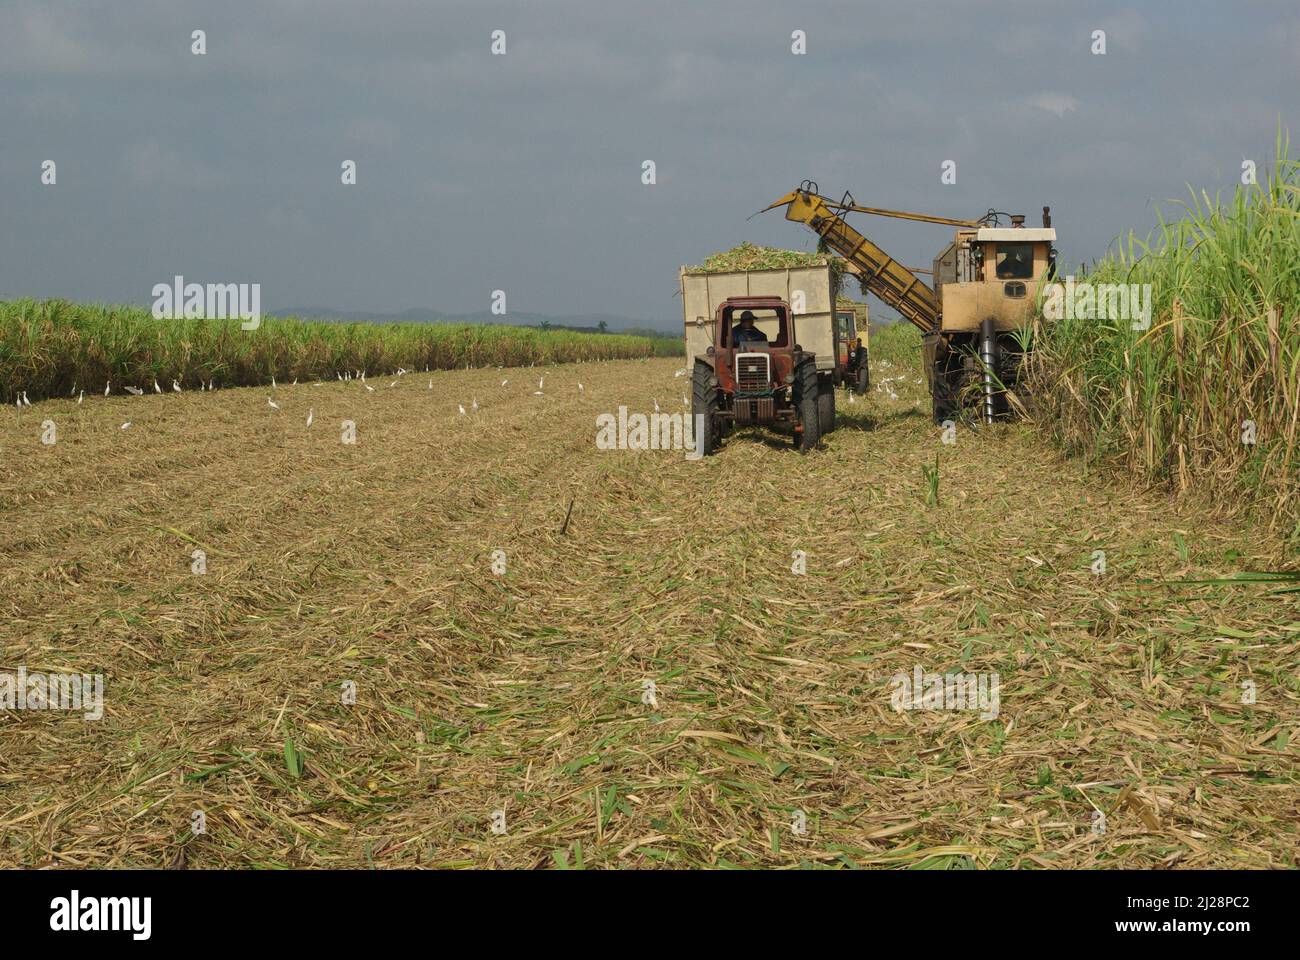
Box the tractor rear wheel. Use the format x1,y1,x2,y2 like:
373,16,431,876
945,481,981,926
854,359,870,394
691,360,721,456
793,360,821,453
817,380,836,435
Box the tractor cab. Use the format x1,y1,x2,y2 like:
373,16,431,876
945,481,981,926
710,296,798,397
833,307,870,393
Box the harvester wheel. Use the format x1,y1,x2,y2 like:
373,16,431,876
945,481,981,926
930,350,959,425
817,381,836,435
691,360,721,456
793,359,821,453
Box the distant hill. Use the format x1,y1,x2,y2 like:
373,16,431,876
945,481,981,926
270,306,680,336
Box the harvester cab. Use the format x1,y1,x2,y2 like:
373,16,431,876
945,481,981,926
691,295,834,455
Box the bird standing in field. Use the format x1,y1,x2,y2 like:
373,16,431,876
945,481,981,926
458,404,467,416
268,397,280,410
153,379,162,394
306,408,314,428
125,385,143,396
172,380,182,393
471,397,479,412
78,391,84,404
105,382,110,396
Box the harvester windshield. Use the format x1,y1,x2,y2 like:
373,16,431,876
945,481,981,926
995,244,1034,279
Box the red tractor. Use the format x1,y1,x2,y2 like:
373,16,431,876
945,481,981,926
690,296,834,455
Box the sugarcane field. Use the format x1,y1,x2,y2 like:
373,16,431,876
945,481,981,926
0,0,1295,942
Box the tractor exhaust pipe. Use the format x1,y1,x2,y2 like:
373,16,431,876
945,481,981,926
979,318,997,424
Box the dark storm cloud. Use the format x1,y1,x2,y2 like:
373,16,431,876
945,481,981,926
2,0,1296,329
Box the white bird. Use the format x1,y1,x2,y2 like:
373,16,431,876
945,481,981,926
578,383,584,393
125,386,143,396
538,377,544,390
120,422,131,430
471,397,479,412
682,394,688,406
653,398,660,413
271,375,277,389
458,404,467,416
364,384,375,393
153,379,162,394
390,380,397,388
306,408,314,428
268,397,280,410
105,382,111,396
501,379,509,387
292,378,298,386
675,369,686,378
70,383,77,396
397,368,407,376
22,391,31,407
77,391,84,404
208,380,214,391
172,380,181,393
428,379,433,390
337,372,344,381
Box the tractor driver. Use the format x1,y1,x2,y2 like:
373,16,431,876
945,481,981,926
732,310,769,345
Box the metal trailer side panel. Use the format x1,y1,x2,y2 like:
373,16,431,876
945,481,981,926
680,265,836,373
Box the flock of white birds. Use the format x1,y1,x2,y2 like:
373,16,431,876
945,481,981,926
13,359,914,436
14,362,619,434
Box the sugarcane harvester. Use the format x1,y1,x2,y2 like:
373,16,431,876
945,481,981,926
762,182,1056,424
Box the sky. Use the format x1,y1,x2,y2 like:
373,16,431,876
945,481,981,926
2,0,1297,331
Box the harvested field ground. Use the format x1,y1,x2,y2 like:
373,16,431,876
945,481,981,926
2,356,1297,869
